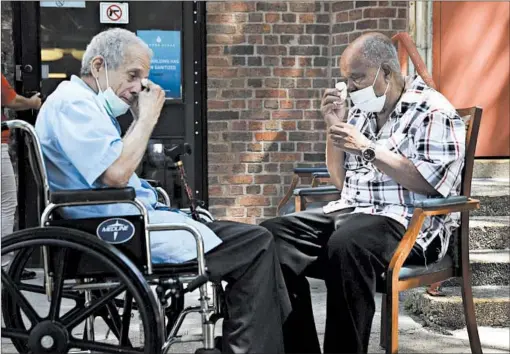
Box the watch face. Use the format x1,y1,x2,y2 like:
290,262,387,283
362,148,376,161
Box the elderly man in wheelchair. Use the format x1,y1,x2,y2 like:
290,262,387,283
1,28,291,354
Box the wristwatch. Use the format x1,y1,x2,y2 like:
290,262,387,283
361,141,377,163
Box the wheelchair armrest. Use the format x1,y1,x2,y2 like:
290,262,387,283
312,171,331,179
144,179,163,188
293,166,328,175
293,185,340,196
49,187,136,204
413,196,469,209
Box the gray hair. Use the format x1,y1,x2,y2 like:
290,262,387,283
80,28,152,76
360,35,400,73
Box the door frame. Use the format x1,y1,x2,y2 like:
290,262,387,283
11,1,209,231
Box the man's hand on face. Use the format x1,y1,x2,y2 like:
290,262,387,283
329,122,372,156
137,79,165,126
321,82,348,126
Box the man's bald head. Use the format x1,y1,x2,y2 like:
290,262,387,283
341,32,400,77
339,32,406,115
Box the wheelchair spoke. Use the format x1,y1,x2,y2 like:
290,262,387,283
1,269,41,326
63,284,126,330
48,248,69,321
120,292,133,347
1,327,30,341
69,338,143,354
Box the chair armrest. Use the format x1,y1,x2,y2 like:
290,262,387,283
293,167,328,175
293,185,340,196
144,179,163,188
414,196,479,215
312,172,331,179
49,187,136,204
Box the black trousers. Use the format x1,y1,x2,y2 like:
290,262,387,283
203,220,292,354
261,208,440,354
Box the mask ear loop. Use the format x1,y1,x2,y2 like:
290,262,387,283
373,65,391,96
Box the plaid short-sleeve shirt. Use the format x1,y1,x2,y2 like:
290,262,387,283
329,75,466,259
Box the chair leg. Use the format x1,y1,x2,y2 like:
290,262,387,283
460,275,483,354
385,291,399,354
380,294,387,349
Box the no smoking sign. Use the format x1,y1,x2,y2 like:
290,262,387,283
100,2,129,24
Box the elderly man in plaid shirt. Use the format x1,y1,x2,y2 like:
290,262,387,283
261,32,466,354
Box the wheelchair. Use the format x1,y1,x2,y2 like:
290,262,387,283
1,120,226,354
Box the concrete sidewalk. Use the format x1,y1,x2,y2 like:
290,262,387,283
2,277,508,353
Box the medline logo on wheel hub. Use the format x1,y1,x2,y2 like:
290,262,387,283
96,218,135,244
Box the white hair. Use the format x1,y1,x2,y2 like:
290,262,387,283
360,36,400,73
80,28,152,76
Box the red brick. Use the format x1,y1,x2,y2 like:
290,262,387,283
240,153,269,163
233,163,247,173
282,57,296,66
209,185,224,196
209,153,236,163
248,100,263,109
248,35,263,44
249,121,264,130
257,46,287,55
208,68,238,78
206,2,224,13
255,174,282,184
256,90,287,99
265,121,280,130
207,56,230,67
263,185,279,195
272,110,303,120
248,143,263,152
224,2,256,12
240,24,272,34
239,196,271,206
363,8,396,18
238,68,271,76
280,100,294,109
281,78,295,88
270,153,302,162
229,207,246,217
241,110,271,120
255,132,287,141
247,207,262,217
281,121,297,130
246,185,261,194
298,120,312,130
264,100,279,109
231,121,247,131
229,186,244,195
273,24,304,34
207,46,222,56
305,68,327,77
274,68,304,77
208,100,229,110
297,142,313,151
264,163,279,172
296,100,311,109
336,11,349,22
392,19,407,30
231,100,246,109
264,78,280,88
209,198,237,207
208,14,235,23
398,8,407,18
207,24,237,34
298,57,313,66
221,175,253,185
265,13,280,23
299,14,315,23
290,2,316,12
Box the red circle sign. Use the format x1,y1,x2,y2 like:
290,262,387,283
106,4,122,21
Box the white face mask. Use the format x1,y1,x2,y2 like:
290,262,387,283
94,59,130,118
349,66,390,113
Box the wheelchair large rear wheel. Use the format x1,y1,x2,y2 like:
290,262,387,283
1,226,164,354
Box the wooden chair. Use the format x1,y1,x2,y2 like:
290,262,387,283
291,107,484,354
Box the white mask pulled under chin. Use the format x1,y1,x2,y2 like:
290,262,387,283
349,66,390,113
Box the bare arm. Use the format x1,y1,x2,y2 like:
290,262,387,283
326,126,346,191
4,93,41,111
101,81,165,188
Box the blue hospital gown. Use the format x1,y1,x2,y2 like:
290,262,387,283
34,75,222,264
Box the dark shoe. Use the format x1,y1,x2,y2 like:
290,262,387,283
21,270,36,280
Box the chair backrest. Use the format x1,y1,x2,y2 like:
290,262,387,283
1,120,50,221
457,107,483,198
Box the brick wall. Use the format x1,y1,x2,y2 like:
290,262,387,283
207,1,408,223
